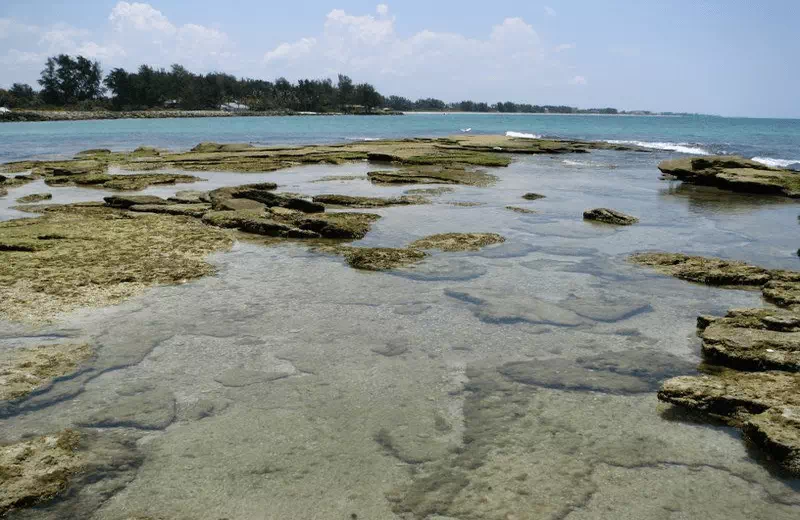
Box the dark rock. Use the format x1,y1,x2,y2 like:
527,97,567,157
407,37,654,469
583,208,639,225
104,195,168,209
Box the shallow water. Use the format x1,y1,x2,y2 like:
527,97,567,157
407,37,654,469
2,148,800,519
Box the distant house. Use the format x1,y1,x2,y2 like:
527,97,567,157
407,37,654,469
163,99,179,108
0,107,10,113
220,102,249,112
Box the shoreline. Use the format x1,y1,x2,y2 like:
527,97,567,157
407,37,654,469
0,109,404,123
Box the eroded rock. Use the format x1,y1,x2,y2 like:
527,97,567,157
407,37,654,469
318,246,427,271
629,252,772,287
104,195,169,209
128,203,211,218
522,193,545,200
16,193,52,204
312,194,428,208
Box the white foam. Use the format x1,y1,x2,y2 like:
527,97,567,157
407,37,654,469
751,157,800,169
605,140,710,155
506,131,542,139
344,137,382,142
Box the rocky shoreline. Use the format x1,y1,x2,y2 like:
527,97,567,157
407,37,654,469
2,134,800,514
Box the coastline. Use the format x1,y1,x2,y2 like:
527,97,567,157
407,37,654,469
0,109,404,123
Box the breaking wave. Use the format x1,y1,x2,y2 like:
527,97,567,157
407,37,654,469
605,140,710,155
751,157,800,170
506,131,542,139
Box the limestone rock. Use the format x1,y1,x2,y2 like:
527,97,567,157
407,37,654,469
0,343,93,402
168,190,208,204
583,208,639,225
201,210,317,238
629,252,771,286
213,198,266,212
312,194,428,208
444,288,584,327
318,246,427,271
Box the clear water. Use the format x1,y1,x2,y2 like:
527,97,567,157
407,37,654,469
1,119,800,519
1,113,800,166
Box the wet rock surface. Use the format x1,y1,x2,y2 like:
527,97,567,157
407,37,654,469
320,246,428,271
78,388,176,430
522,192,546,200
659,155,800,198
583,208,639,225
445,288,585,327
409,233,506,252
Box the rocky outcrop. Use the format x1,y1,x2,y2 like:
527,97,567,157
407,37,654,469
409,233,506,252
658,156,800,198
318,246,427,271
209,183,322,213
634,252,800,475
201,210,319,238
583,208,639,225
367,166,497,187
16,193,52,204
629,252,800,309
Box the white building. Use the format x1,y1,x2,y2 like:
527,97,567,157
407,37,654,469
220,102,249,112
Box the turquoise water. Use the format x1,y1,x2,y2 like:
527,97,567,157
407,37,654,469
1,113,800,166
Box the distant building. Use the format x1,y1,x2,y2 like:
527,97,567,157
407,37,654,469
163,99,179,108
220,102,249,112
0,107,10,113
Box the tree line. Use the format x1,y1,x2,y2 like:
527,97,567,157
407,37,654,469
0,54,620,115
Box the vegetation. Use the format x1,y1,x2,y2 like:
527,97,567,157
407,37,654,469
1,54,641,114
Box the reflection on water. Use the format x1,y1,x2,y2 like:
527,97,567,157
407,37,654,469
2,150,800,519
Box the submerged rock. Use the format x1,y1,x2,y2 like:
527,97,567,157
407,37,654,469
79,388,176,430
659,371,800,475
559,294,652,322
505,206,537,214
16,193,52,204
214,369,290,387
312,194,428,208
445,288,584,327
409,233,506,252
583,208,639,225
0,343,92,402
659,156,800,198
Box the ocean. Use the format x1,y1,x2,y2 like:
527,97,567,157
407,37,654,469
1,113,799,167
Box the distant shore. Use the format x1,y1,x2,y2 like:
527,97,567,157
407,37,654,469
0,109,404,123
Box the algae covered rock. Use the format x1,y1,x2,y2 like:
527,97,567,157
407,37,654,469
0,429,85,515
583,208,639,225
191,142,255,153
409,233,506,252
0,343,93,401
319,246,427,271
104,195,169,209
128,203,211,218
311,194,428,208
505,206,537,214
367,166,497,187
209,183,322,213
212,198,266,212
658,155,800,198
287,212,381,239
201,210,316,238
168,190,209,204
16,193,52,204
629,252,772,287
0,204,233,322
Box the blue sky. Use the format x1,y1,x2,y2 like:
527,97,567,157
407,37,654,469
0,1,797,117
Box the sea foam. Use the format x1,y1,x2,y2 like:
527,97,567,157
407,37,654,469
605,140,710,155
506,131,542,139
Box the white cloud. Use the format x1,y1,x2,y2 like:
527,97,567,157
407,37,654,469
376,4,390,16
544,6,557,17
264,38,317,63
554,43,576,52
569,75,587,85
109,2,175,34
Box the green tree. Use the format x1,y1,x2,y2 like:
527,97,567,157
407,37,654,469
38,54,103,105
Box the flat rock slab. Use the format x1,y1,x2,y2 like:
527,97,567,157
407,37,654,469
629,252,772,287
214,198,266,212
79,388,176,430
659,370,800,475
559,294,652,322
699,308,800,372
168,190,209,204
312,194,428,208
129,203,211,218
214,369,291,387
583,208,639,225
16,193,52,204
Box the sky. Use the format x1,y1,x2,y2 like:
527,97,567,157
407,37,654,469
0,0,797,118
